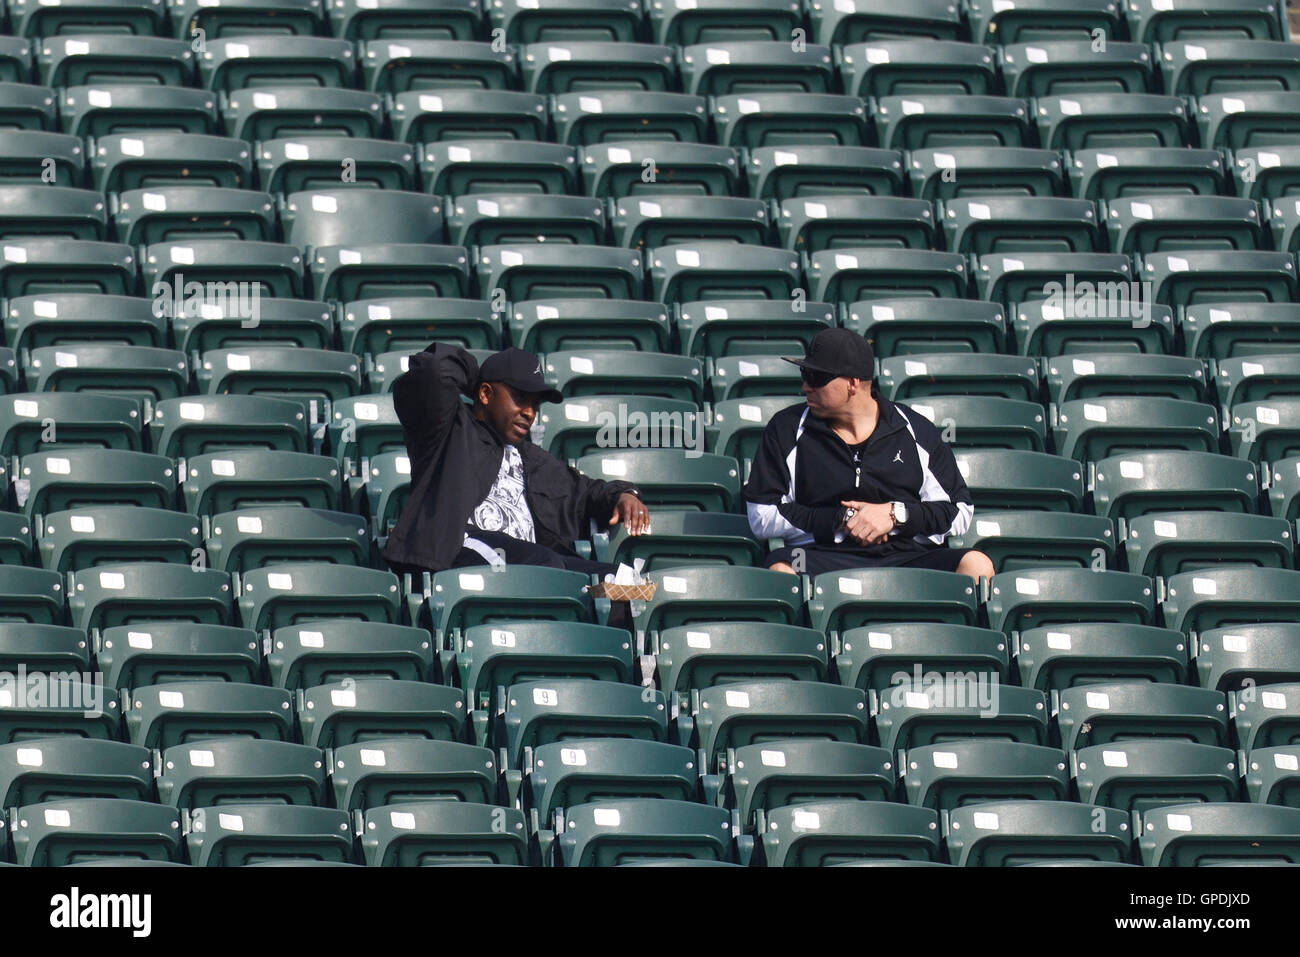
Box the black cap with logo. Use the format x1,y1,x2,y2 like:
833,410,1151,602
477,347,563,404
782,328,875,380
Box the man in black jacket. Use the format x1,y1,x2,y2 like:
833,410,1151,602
382,343,650,577
744,329,994,582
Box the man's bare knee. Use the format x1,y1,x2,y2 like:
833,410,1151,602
767,562,797,575
957,550,995,583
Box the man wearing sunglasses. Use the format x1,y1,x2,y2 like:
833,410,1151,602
743,328,994,582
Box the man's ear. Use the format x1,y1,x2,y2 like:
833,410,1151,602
476,381,492,406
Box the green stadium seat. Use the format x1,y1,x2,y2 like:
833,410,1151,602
61,84,219,138
24,345,188,403
1139,803,1300,866
1184,301,1300,361
808,568,978,644
187,804,353,866
874,682,1049,753
221,87,384,140
124,681,293,750
538,395,698,460
1125,511,1292,579
1052,396,1221,462
834,622,1010,693
557,798,732,866
1161,39,1300,97
844,298,1006,357
838,41,996,99
150,395,308,458
11,0,168,36
810,0,964,43
1059,681,1228,751
0,36,31,83
1092,451,1258,521
613,195,770,249
1198,623,1300,694
1035,93,1191,151
580,140,739,198
341,298,500,356
17,448,175,516
874,94,1033,151
362,801,525,865
902,741,1069,811
511,299,668,354
545,350,702,402
313,243,469,302
747,144,903,200
902,395,1046,451
111,187,275,245
0,739,151,808
953,449,1084,512
143,240,305,300
299,679,465,748
367,351,421,393
0,515,33,566
447,193,606,246
1015,622,1189,691
650,0,800,44
0,81,58,131
329,394,402,464
10,799,179,865
0,239,136,298
878,353,1040,401
1071,146,1228,202
941,196,1102,255
0,622,87,676
169,0,326,37
1245,745,1300,806
423,566,592,652
91,132,253,193
707,395,798,472
488,0,643,43
521,41,675,94
1128,0,1286,43
575,449,739,511
1263,195,1300,254
391,89,546,142
907,146,1067,202
1045,354,1207,404
6,294,161,354
199,36,357,91
1232,145,1300,203
37,506,200,572
362,450,410,538
1197,90,1300,150
1000,41,1154,99
946,510,1115,571
650,242,799,302
502,679,667,765
761,799,941,865
1106,195,1263,254
68,563,232,631
653,621,827,694
204,506,369,573
363,39,517,93
1015,298,1176,357
776,195,934,252
1269,455,1300,521
985,568,1155,636
708,354,802,399
329,0,482,40
807,248,969,302
1230,398,1300,463
331,738,497,811
594,510,762,569
1164,567,1300,635
283,189,443,248
238,563,401,631
967,0,1122,43
551,91,707,145
171,297,333,354
158,740,325,810
712,92,870,149
632,565,804,646
423,139,576,196
182,450,342,516
268,619,432,691
478,243,641,300
257,136,416,194
0,185,105,240
945,800,1131,866
196,347,361,410
97,622,262,690
0,130,82,185
38,36,192,89
0,392,142,455
0,675,120,739
1233,680,1300,752
678,42,833,96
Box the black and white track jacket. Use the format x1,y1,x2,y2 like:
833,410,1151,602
743,386,975,553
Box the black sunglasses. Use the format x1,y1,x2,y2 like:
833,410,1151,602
801,366,838,389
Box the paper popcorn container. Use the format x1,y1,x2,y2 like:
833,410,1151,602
586,581,657,602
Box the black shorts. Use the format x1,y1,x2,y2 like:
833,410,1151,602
764,543,973,578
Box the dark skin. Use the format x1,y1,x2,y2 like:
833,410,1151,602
471,380,650,535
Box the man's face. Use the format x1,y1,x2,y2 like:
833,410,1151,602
478,381,542,445
801,367,853,417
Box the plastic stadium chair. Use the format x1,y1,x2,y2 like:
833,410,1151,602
727,741,894,834
447,193,607,246
0,739,152,808
1197,91,1300,150
501,679,667,766
650,242,800,302
62,85,219,138
576,451,738,511
221,87,384,141
0,36,31,83
1045,354,1208,404
204,506,369,573
632,565,805,644
0,130,83,186
1106,195,1263,254
907,146,1067,201
237,563,401,631
1197,623,1300,694
198,35,357,91
968,0,1122,43
1245,745,1300,806
96,622,262,690
329,395,402,463
363,451,411,538
1233,681,1300,752
1070,146,1228,202
0,239,136,298
487,0,644,44
952,449,1084,512
340,298,499,356
946,510,1115,572
168,0,326,36
91,132,253,192
0,514,32,566
196,347,362,411
1232,145,1300,203
24,345,189,402
182,450,342,517
1127,0,1286,43
0,82,59,131
1269,456,1300,521
902,741,1070,811
974,251,1137,308
1139,803,1300,866
834,622,1010,693
38,505,201,572
879,353,1040,401
478,243,641,300
761,800,941,866
706,394,799,470
511,299,669,354
678,42,834,96
328,0,482,40
67,563,233,632
984,568,1155,636
839,41,998,99
776,195,934,253
1057,681,1229,751
362,39,518,93
1164,567,1300,635
1125,512,1293,579
0,185,106,240
1230,398,1300,464
1262,195,1300,254
874,682,1049,754
712,93,870,149
1092,451,1259,521
614,195,770,249
537,396,699,461
551,91,708,145
520,41,675,94
746,145,904,200
653,621,828,693
422,566,593,651
282,189,444,248
17,448,176,516
807,248,969,302
594,511,763,570
1160,39,1300,96
187,804,354,866
1183,302,1300,360
0,392,142,455
1034,94,1191,151
38,34,195,88
874,94,1032,151
1014,299,1176,358
945,801,1131,866
392,89,547,142
313,243,470,302
143,239,305,300
298,679,466,748
843,298,1005,358
1076,739,1241,812
157,739,326,809
331,738,498,811
258,136,417,194
807,568,979,644
903,395,1046,451
11,799,180,865
0,622,89,674
580,141,741,198
650,0,802,44
13,0,169,36
151,395,308,458
1052,396,1221,462
808,0,963,45
1015,622,1190,691
124,681,293,750
708,354,802,399
557,799,733,866
363,801,526,865
111,186,276,245
999,41,1155,98
0,676,120,740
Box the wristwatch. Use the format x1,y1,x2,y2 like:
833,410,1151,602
890,502,909,526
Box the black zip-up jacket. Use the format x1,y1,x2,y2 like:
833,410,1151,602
381,343,637,572
743,386,974,554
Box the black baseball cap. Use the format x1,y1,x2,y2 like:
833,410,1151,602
782,328,875,380
477,347,563,404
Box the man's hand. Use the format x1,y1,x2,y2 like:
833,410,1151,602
840,500,895,545
610,492,651,536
